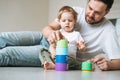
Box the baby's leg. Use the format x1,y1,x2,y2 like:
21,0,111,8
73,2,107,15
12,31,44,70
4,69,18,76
44,61,55,70
68,56,82,70
49,43,56,59
39,48,55,67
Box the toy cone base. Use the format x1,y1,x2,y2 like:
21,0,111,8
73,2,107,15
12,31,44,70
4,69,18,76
55,63,67,71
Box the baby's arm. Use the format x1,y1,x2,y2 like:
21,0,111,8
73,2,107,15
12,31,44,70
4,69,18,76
75,31,86,51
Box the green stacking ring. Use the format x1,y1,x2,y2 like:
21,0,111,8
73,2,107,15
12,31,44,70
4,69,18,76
56,39,68,48
82,61,92,71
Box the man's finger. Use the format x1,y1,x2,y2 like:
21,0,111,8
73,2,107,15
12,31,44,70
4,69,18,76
56,30,61,40
94,57,105,63
56,30,66,40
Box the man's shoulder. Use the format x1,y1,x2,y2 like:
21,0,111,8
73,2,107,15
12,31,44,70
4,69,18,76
103,18,115,29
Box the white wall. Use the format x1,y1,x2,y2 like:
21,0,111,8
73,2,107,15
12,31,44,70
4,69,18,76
0,0,120,31
106,0,120,19
48,0,88,23
0,0,48,31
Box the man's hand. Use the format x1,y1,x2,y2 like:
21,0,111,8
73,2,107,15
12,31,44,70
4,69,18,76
47,30,65,44
92,57,111,71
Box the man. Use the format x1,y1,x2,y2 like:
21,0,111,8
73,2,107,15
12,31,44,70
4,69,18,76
42,0,120,71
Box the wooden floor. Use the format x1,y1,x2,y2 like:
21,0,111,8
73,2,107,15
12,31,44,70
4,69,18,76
0,67,120,80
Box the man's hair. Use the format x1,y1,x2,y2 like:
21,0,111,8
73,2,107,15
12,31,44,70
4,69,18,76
58,6,78,20
89,0,114,10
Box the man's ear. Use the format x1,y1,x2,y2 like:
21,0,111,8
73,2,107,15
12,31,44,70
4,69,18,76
105,10,110,16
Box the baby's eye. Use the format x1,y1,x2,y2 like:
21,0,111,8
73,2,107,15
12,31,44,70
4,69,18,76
62,20,66,22
68,20,73,22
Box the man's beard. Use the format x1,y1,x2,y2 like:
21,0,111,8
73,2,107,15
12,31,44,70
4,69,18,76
85,15,103,24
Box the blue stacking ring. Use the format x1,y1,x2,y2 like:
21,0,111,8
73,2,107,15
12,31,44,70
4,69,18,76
56,48,68,55
56,55,68,63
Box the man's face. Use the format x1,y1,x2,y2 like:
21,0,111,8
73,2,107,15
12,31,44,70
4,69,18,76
85,0,109,24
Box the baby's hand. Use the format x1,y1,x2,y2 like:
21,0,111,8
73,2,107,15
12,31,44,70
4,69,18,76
77,41,86,51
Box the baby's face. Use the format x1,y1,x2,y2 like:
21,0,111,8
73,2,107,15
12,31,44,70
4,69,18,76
59,12,76,32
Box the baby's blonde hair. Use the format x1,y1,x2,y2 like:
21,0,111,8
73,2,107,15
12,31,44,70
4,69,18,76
58,6,78,21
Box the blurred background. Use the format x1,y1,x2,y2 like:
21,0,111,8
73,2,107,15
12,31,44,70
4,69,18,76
0,0,120,32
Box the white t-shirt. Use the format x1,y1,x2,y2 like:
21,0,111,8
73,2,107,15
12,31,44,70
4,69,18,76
73,7,120,60
60,30,84,58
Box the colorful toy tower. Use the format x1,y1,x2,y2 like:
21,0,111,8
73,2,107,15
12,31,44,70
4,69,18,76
55,39,68,71
81,61,92,72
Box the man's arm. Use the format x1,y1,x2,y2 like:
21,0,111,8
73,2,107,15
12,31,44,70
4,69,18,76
42,20,65,44
42,20,61,39
108,59,120,70
93,57,120,71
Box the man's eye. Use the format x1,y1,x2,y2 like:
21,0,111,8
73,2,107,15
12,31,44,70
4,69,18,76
89,6,92,10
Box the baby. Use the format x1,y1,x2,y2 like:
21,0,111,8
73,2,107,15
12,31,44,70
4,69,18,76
45,6,86,70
